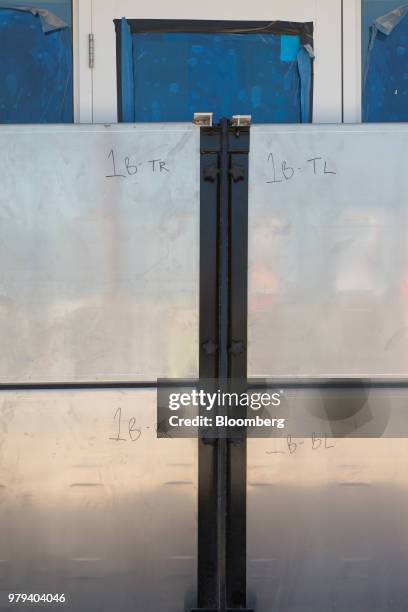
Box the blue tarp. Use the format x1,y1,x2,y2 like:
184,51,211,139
364,4,408,122
0,7,73,123
0,1,71,24
362,0,404,65
120,17,135,123
120,19,313,124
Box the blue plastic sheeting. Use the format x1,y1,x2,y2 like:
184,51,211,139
0,4,67,30
0,8,73,123
298,45,313,124
120,18,135,123
364,4,408,122
362,0,404,65
120,26,313,124
0,0,71,25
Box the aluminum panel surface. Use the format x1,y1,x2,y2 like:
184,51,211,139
0,390,197,611
247,435,408,611
248,124,408,377
0,124,199,382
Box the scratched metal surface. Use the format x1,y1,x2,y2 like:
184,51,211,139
248,124,408,378
247,123,408,610
0,124,199,382
247,437,408,611
0,389,197,611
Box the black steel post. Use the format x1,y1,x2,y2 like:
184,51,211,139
227,124,250,609
197,123,222,609
215,118,230,611
194,120,252,612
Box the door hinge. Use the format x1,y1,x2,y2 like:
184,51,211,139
88,33,95,69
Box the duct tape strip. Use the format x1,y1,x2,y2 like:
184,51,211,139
0,5,67,32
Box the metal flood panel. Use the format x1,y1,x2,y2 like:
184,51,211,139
247,125,408,609
0,124,199,382
248,124,408,377
0,389,197,611
247,436,408,611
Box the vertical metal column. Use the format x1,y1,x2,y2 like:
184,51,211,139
216,118,230,612
193,120,251,612
196,122,222,611
226,122,250,609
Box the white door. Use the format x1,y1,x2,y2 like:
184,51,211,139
84,0,342,125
